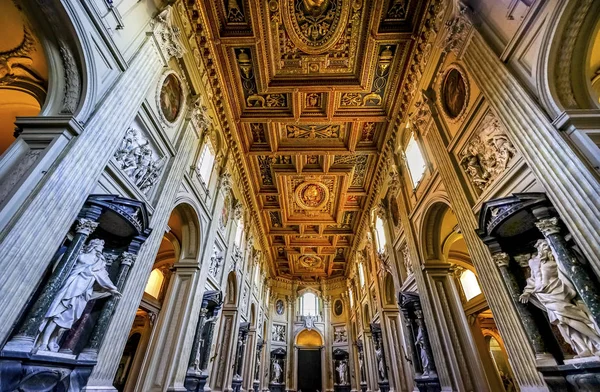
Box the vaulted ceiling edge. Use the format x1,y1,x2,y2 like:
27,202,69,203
182,0,447,280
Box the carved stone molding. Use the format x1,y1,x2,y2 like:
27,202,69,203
75,218,99,235
440,2,474,58
152,6,186,60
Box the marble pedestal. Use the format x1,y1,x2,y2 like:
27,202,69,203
414,375,441,392
0,351,95,391
253,380,259,392
184,369,209,392
232,375,242,392
269,382,285,392
333,384,351,392
359,381,367,392
538,360,600,391
378,380,389,392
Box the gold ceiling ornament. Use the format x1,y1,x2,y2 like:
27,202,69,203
281,0,351,54
294,181,330,210
299,254,323,270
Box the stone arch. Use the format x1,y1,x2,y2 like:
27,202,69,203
418,198,452,262
169,200,202,262
384,273,396,305
538,0,600,116
226,271,238,305
250,303,256,326
295,328,324,347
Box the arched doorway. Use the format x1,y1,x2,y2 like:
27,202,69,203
114,203,200,391
295,329,324,392
419,201,513,392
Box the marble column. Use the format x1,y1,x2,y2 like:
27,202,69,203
422,90,547,390
463,30,600,274
324,296,334,392
4,215,100,352
232,323,250,392
356,339,367,392
492,252,554,363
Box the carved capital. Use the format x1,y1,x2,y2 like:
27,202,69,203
513,254,531,268
233,202,244,221
120,252,137,267
492,252,510,268
219,171,233,193
75,218,99,235
535,217,561,236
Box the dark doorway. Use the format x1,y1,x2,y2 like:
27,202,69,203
297,348,322,392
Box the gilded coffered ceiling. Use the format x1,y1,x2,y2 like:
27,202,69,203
184,0,432,280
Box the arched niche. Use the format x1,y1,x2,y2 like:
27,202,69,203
250,303,256,326
295,328,324,347
226,272,238,305
168,201,202,262
419,199,454,263
384,273,396,305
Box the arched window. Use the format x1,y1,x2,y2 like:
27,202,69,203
300,292,318,316
375,217,387,253
460,269,482,301
198,141,215,185
404,132,426,188
144,268,164,299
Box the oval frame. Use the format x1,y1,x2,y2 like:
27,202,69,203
156,70,186,127
436,63,470,124
333,298,343,316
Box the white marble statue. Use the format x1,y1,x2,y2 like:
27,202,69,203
415,326,430,375
271,359,283,383
38,239,121,352
519,239,600,358
375,346,386,380
336,360,348,384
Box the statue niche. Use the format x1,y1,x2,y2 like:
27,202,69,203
333,348,350,392
0,195,151,391
269,347,286,392
477,193,600,392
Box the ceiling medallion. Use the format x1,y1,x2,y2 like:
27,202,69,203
295,181,330,210
281,0,351,54
299,254,323,269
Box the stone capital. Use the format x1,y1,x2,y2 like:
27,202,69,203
119,251,137,267
75,218,99,235
492,252,510,268
535,217,561,236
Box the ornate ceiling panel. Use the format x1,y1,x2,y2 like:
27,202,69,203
186,0,431,280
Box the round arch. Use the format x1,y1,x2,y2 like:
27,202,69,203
226,271,238,305
418,197,452,262
295,328,324,347
169,200,203,262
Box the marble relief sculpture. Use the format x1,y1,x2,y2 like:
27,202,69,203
114,128,166,194
519,239,600,358
334,326,347,343
37,239,121,352
460,113,516,192
272,325,286,342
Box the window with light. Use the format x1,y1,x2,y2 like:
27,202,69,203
375,217,387,253
460,269,482,301
404,133,426,188
144,268,164,299
198,142,215,185
300,292,318,316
